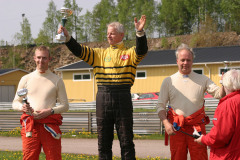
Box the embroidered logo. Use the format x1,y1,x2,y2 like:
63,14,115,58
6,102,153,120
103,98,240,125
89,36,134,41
104,56,111,62
120,55,129,60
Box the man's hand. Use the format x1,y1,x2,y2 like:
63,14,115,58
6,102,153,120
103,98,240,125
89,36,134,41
164,120,176,136
158,110,176,135
134,15,146,31
58,26,69,37
33,108,52,120
22,103,34,114
194,135,203,145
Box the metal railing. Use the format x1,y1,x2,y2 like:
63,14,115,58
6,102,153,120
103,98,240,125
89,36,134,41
1,98,219,110
0,98,219,134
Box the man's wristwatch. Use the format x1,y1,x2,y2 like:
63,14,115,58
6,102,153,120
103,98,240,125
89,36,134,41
51,108,54,115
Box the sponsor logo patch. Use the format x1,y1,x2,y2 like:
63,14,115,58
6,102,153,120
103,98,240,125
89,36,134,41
120,55,129,60
104,56,111,62
212,118,217,121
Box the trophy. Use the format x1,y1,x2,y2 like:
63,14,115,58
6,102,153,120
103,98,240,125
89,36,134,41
223,61,231,73
55,7,73,42
17,88,28,104
17,88,32,115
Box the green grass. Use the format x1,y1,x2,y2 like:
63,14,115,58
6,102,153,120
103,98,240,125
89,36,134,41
62,128,164,140
2,108,156,113
134,108,156,112
66,108,156,113
0,150,169,160
0,127,164,140
0,151,99,160
0,127,21,137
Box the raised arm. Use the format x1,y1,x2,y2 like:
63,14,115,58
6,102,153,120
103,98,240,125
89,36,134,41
58,26,70,39
134,15,146,31
134,15,148,55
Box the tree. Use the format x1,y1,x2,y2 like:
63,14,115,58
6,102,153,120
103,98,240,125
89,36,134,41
184,0,219,33
155,1,166,38
78,11,93,42
91,0,116,41
172,0,192,35
135,0,156,38
0,40,5,46
117,0,135,40
34,29,51,45
71,0,83,41
13,33,22,45
0,47,23,69
40,0,59,43
63,0,74,35
157,0,222,36
15,15,33,45
220,0,240,34
158,0,179,36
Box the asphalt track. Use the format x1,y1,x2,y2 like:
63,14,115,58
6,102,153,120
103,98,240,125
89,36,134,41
0,136,210,159
0,136,171,159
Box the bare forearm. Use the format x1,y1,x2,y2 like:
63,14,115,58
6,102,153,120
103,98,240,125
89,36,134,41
219,85,226,98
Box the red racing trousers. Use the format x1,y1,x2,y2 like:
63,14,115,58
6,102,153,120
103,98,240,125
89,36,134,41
168,106,209,160
21,114,62,160
170,126,208,160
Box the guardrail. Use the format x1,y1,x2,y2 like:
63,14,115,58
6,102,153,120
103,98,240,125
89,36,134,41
0,98,219,110
0,98,219,134
0,112,161,134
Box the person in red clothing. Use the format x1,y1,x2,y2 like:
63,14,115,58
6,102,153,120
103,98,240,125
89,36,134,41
195,69,240,160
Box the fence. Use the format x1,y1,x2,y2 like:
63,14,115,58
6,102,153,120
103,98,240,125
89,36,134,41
0,98,219,134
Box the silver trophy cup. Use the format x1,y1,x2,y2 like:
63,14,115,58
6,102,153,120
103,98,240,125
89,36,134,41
17,88,32,115
17,88,28,104
223,61,230,73
55,7,73,42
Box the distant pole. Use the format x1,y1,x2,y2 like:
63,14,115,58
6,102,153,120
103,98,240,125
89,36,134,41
22,13,25,44
22,13,27,52
13,45,15,68
22,13,25,36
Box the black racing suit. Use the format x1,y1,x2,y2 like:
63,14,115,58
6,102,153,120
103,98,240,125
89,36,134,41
97,85,134,159
66,32,148,159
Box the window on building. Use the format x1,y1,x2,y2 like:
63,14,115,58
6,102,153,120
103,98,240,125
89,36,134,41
219,68,230,74
193,69,203,75
136,71,146,79
219,67,240,75
73,73,91,81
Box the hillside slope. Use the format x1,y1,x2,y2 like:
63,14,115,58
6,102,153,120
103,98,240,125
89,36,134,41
0,32,239,74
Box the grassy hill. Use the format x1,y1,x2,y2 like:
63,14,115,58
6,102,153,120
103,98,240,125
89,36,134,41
0,32,239,74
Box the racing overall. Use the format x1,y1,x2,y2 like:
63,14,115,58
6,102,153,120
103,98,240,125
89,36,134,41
97,85,134,159
66,32,148,159
21,114,63,160
168,106,209,160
